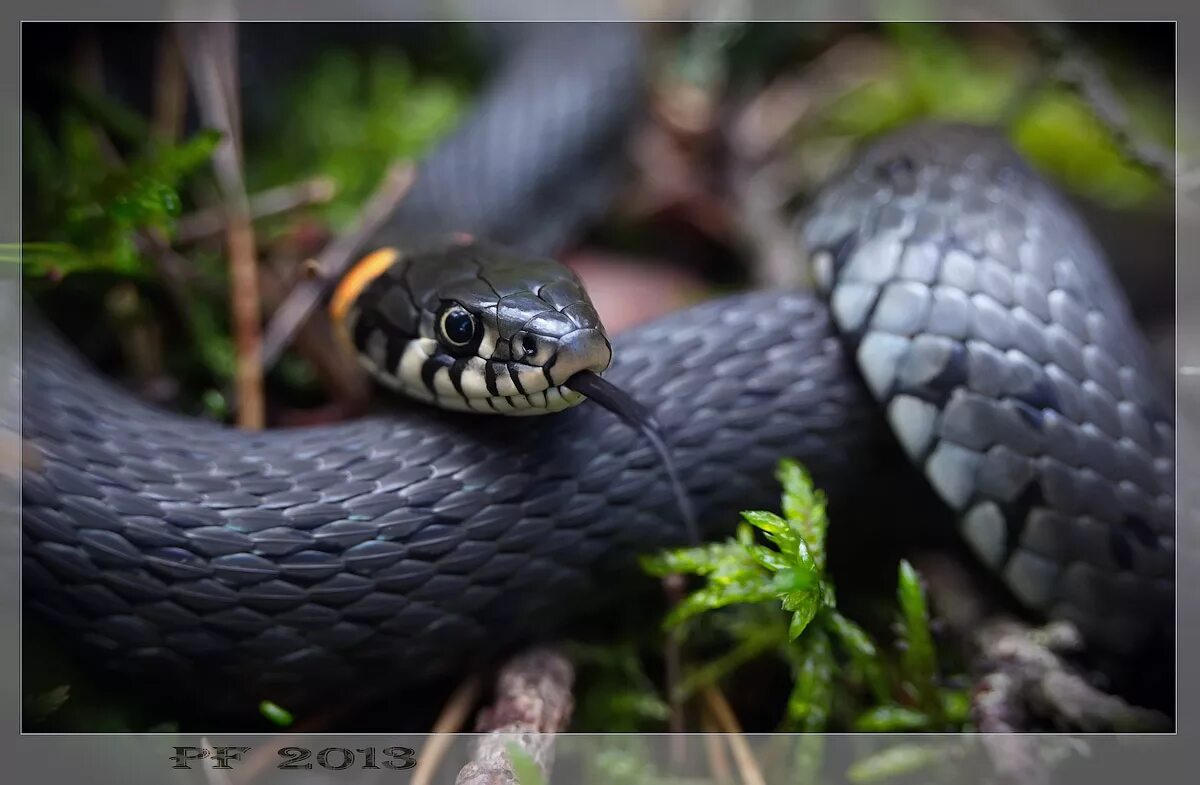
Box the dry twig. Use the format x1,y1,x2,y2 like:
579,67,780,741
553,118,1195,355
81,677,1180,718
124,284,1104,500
973,619,1170,733
175,177,338,244
152,26,187,141
181,21,265,429
257,251,371,418
410,676,483,785
260,162,416,374
455,649,575,785
661,573,688,737
198,737,236,785
701,713,735,785
913,553,1169,785
700,686,766,785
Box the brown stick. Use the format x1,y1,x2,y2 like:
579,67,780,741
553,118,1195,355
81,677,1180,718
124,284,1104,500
914,553,1171,733
256,252,371,415
198,737,236,785
259,161,415,373
700,713,735,785
700,686,766,785
174,177,338,244
661,573,687,734
455,649,575,785
659,573,688,767
181,22,265,429
410,676,482,785
152,25,187,141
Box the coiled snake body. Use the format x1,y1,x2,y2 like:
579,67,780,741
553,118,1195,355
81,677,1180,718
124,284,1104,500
19,23,1174,708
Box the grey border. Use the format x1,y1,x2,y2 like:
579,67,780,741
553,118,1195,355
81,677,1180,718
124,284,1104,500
1,2,1196,783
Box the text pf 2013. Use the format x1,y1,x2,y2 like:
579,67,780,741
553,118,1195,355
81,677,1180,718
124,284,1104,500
170,746,418,771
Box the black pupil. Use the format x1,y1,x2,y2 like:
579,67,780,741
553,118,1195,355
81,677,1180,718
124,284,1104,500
444,310,475,345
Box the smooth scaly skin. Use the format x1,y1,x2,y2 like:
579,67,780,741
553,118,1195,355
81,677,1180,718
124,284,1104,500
18,26,1173,708
804,123,1174,660
339,243,611,414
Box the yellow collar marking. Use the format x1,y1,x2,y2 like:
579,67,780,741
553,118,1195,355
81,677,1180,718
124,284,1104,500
329,247,401,326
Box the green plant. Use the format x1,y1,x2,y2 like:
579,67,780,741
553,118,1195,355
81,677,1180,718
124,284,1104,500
17,111,220,279
642,459,968,733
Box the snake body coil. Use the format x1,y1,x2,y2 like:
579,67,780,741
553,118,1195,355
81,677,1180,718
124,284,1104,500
19,24,1173,709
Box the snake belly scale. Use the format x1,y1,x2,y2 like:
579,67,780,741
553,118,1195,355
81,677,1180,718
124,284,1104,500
18,24,1173,709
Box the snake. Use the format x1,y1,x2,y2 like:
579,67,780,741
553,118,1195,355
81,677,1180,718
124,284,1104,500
17,22,1174,713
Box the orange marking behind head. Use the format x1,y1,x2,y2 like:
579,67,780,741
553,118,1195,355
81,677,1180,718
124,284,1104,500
329,247,401,327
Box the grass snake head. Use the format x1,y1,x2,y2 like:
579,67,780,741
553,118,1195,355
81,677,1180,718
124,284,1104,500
331,240,614,415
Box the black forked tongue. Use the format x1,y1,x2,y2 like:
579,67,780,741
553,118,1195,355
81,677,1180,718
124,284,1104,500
566,371,700,546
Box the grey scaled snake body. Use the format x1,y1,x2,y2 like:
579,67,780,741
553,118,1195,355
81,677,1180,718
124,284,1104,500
17,23,1174,709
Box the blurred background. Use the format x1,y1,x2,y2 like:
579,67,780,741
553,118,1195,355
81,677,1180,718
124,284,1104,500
18,21,1177,736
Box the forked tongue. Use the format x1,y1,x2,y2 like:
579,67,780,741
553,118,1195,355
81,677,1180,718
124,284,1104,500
566,371,699,545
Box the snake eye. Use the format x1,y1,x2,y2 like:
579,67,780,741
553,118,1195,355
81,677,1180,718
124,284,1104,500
438,305,477,348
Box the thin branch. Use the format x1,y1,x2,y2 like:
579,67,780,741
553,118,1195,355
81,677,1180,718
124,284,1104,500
259,161,415,373
455,649,575,785
662,573,688,736
661,573,688,770
174,177,337,244
198,738,235,785
181,21,265,429
701,713,735,785
257,250,371,417
974,619,1170,733
152,25,187,141
411,676,482,785
700,686,766,785
914,553,1171,734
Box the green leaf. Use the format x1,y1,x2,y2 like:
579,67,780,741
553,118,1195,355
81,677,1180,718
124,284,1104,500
506,743,547,785
21,113,220,281
151,129,222,178
847,744,944,783
897,560,941,721
789,607,818,640
640,540,747,577
940,688,971,726
775,459,829,569
852,705,934,732
663,579,778,628
825,610,891,704
258,699,294,727
781,628,834,732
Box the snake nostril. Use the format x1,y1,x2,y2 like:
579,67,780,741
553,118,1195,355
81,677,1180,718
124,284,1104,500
522,335,538,356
